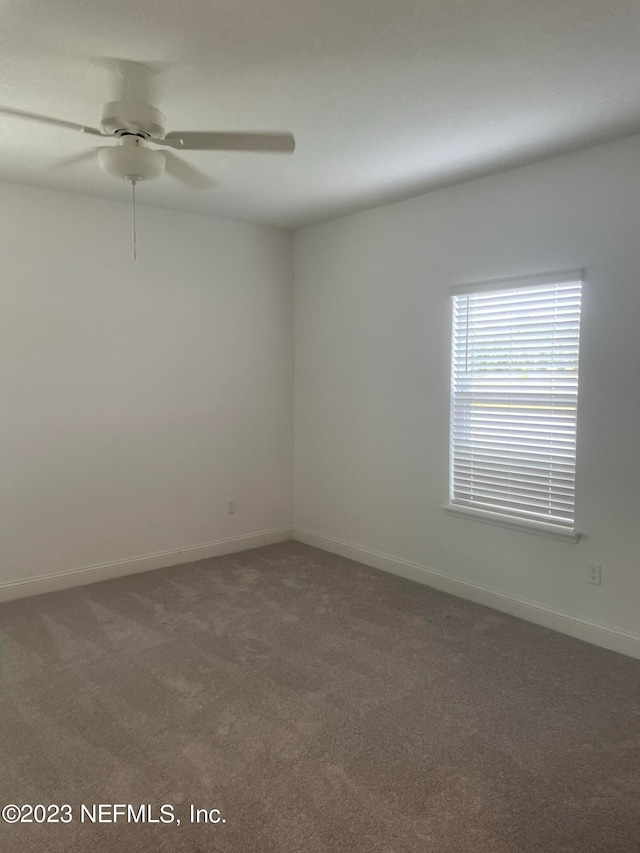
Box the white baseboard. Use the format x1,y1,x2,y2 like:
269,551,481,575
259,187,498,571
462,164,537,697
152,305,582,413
293,527,640,660
0,527,293,604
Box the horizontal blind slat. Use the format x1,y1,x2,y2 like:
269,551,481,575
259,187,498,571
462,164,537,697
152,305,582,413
451,497,574,526
453,479,574,502
453,464,576,485
453,490,574,513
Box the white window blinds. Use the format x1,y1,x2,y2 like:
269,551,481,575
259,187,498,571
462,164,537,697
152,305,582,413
449,270,583,531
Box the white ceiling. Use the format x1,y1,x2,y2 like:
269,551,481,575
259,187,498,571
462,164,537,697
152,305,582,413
1,0,640,228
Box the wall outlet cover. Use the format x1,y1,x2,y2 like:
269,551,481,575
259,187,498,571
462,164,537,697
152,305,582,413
588,564,602,586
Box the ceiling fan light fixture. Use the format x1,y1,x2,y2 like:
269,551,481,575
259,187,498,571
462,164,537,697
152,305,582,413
98,137,165,182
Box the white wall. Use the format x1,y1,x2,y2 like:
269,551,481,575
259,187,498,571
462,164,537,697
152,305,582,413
3,137,639,654
294,134,640,648
0,183,293,591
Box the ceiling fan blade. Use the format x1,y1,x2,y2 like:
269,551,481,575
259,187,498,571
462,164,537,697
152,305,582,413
0,107,105,137
164,151,214,190
51,147,107,169
161,131,295,153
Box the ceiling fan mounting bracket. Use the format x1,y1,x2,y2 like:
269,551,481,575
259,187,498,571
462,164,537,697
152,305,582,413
101,101,166,140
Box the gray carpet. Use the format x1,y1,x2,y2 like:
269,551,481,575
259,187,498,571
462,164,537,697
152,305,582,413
0,541,638,852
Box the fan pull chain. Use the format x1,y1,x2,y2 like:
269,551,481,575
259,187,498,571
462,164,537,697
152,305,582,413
131,177,137,260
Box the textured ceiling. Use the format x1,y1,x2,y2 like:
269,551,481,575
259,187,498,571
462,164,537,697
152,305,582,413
1,0,640,228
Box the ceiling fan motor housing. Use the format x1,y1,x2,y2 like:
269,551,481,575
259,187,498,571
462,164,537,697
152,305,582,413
101,101,166,139
98,135,165,182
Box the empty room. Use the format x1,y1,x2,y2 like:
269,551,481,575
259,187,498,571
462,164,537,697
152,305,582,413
1,1,639,851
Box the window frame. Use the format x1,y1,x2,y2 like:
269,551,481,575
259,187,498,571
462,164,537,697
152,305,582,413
442,268,584,543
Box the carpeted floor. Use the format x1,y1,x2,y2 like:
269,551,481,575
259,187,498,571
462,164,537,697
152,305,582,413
0,541,638,852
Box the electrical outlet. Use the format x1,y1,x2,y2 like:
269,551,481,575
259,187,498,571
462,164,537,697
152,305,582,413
588,564,602,586
225,499,236,515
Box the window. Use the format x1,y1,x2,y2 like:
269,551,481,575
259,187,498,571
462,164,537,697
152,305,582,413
446,269,583,539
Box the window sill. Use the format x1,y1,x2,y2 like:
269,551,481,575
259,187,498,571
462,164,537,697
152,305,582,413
441,503,581,543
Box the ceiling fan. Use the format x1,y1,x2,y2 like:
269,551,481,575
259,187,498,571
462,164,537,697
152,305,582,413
0,101,295,188
0,95,295,257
